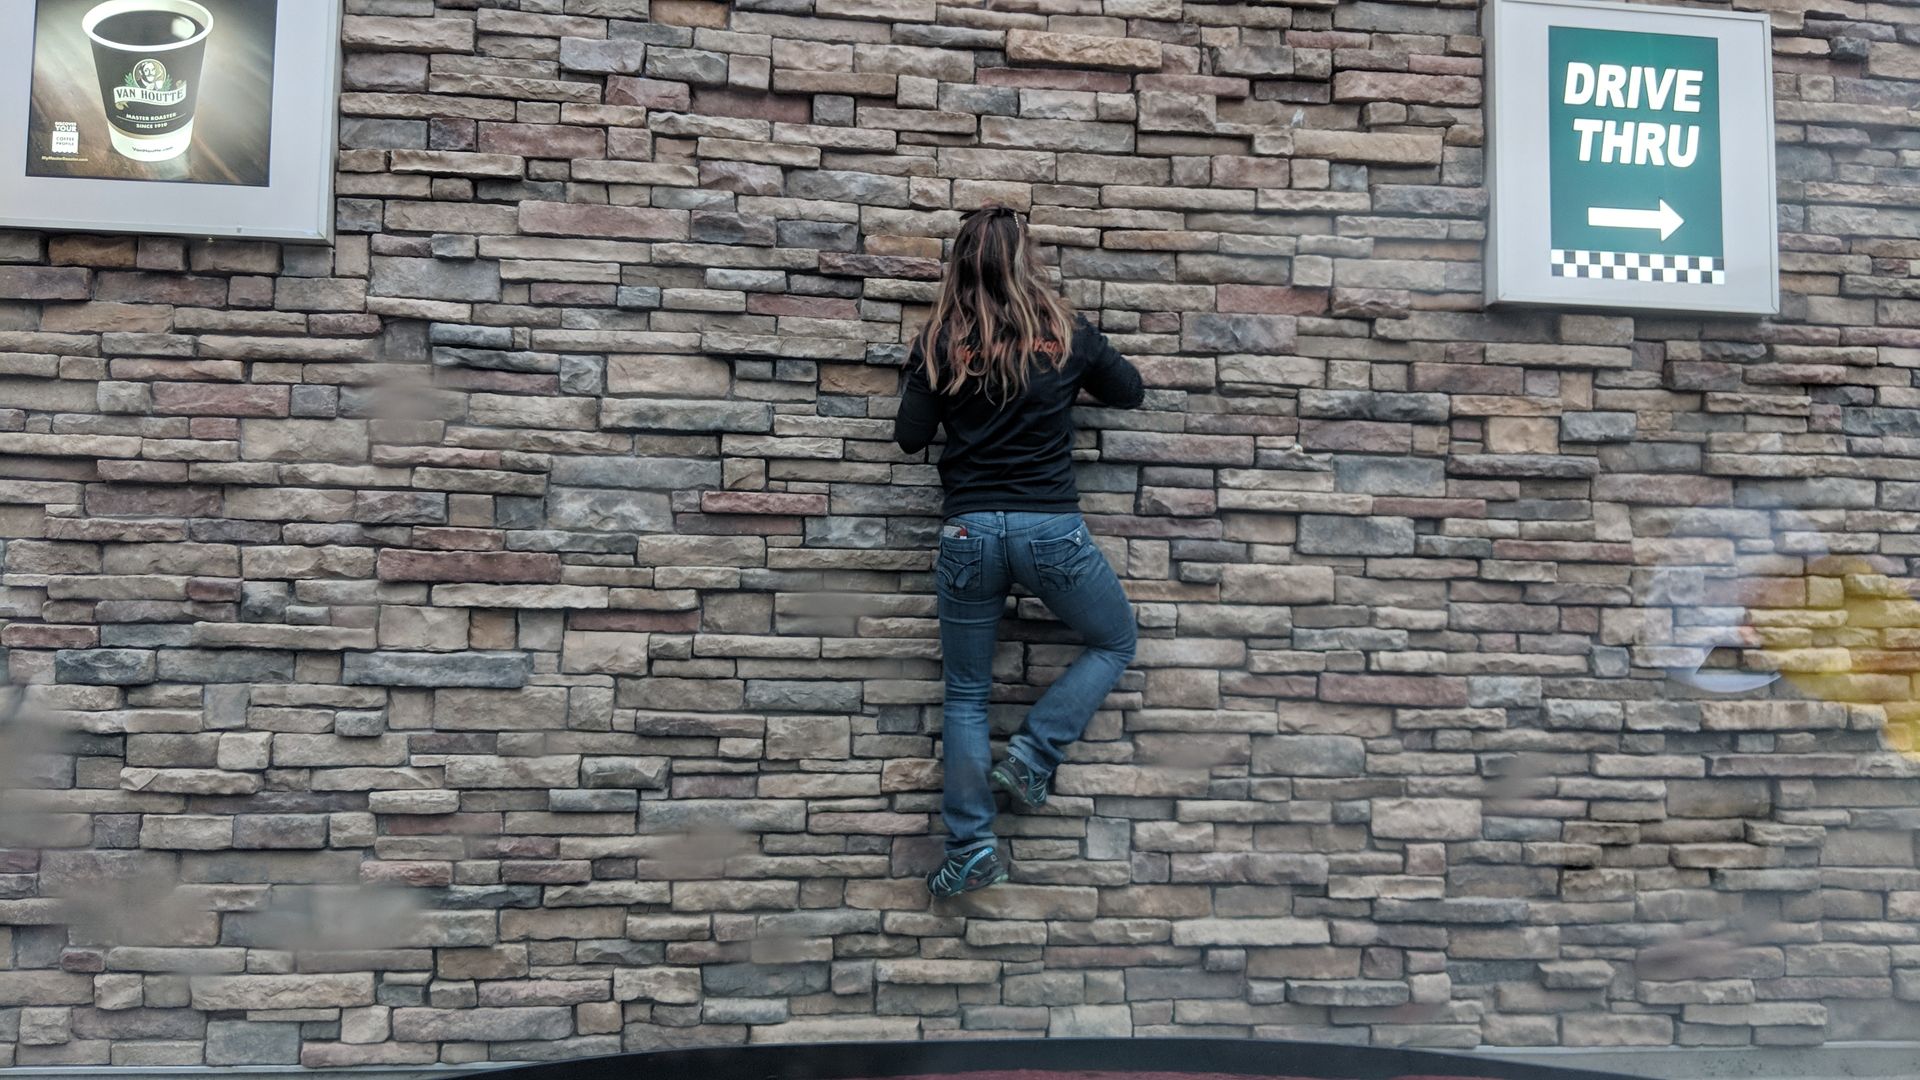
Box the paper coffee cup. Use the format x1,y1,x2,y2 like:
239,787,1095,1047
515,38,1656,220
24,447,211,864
82,0,213,163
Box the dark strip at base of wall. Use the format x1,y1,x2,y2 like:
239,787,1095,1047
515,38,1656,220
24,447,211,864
1,1040,1916,1080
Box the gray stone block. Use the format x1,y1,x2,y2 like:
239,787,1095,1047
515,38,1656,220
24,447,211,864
341,651,533,688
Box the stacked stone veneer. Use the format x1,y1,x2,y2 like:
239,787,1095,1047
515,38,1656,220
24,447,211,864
2,0,1920,1068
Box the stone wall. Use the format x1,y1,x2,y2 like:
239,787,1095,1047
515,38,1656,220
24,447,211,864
3,0,1920,1069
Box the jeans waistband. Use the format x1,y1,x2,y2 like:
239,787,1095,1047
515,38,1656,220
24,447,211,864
948,510,1082,536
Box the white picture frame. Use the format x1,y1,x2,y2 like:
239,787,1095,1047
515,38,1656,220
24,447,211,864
0,0,342,243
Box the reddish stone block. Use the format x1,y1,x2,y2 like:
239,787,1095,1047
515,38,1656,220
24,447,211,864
228,275,275,308
361,861,454,887
310,314,384,336
93,271,229,307
191,240,281,274
0,267,91,301
1411,363,1526,394
690,88,811,123
1319,674,1469,707
1187,414,1295,436
651,0,730,27
701,160,785,195
501,860,592,884
377,550,564,583
1373,497,1487,519
571,610,702,632
1330,288,1411,319
60,949,107,973
410,528,506,551
438,368,563,394
1411,55,1483,76
530,283,617,307
477,122,608,160
1220,673,1319,698
186,578,242,602
40,301,172,334
1285,30,1371,49
817,252,943,280
1333,70,1482,106
700,492,830,516
84,485,221,517
471,836,561,859
1492,540,1634,562
1101,431,1254,467
977,68,1132,93
1139,487,1216,517
189,418,241,439
1217,284,1328,315
1138,74,1251,97
673,774,756,798
519,202,688,241
749,295,860,319
1299,419,1413,453
1082,515,1225,539
386,813,505,836
0,625,98,648
1211,157,1292,189
674,513,805,536
607,77,693,110
151,383,292,417
48,235,138,267
97,461,190,483
0,850,39,873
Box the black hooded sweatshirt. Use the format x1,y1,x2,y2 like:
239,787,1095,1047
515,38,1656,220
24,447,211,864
893,317,1146,518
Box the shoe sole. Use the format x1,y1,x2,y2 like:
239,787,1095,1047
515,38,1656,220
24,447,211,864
989,766,1043,814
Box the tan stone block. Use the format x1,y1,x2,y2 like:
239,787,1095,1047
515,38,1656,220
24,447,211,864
1006,30,1162,71
189,974,375,1011
1486,417,1560,454
562,630,650,675
1372,798,1482,840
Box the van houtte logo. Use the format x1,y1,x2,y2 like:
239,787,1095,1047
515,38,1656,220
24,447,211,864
114,59,186,109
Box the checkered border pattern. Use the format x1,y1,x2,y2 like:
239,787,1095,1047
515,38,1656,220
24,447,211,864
1550,249,1726,285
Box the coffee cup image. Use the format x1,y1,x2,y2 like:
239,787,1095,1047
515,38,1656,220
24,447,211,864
81,0,213,163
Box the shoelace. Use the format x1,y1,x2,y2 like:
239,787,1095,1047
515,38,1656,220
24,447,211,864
1025,769,1046,801
1008,761,1046,802
931,860,964,893
934,848,989,892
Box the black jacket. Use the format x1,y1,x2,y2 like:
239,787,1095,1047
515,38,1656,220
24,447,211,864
894,318,1145,517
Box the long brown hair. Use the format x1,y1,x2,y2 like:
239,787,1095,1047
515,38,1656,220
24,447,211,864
914,204,1074,400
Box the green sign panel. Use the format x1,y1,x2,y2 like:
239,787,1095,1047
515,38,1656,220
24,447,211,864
1547,26,1724,284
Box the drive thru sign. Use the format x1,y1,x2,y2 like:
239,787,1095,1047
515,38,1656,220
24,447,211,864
1487,0,1778,314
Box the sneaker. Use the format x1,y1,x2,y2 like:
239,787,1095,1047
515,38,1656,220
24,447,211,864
990,755,1049,813
926,845,1007,898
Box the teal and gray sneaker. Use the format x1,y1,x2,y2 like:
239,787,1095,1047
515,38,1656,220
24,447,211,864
927,845,1008,898
990,755,1049,813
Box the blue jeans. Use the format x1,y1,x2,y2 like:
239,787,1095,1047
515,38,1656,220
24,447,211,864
934,510,1137,852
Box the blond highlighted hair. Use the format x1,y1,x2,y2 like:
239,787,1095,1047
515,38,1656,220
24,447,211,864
913,205,1074,401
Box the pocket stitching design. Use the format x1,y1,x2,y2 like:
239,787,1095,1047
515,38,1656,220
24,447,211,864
1032,532,1088,590
937,538,984,593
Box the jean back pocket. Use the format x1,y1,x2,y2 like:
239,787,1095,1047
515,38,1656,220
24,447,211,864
1031,528,1091,592
936,534,985,594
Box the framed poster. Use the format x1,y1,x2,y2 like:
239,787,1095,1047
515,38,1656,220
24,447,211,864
1486,0,1778,315
0,0,342,242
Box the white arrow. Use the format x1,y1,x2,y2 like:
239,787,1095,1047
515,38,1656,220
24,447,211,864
1587,199,1684,241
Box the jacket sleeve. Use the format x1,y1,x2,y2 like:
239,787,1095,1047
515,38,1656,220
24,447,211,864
1076,319,1146,409
893,350,941,454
